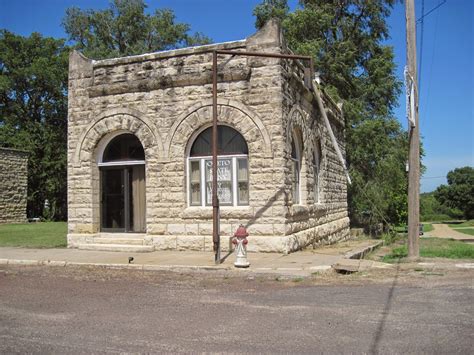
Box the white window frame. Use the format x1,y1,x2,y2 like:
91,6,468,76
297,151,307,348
187,154,249,207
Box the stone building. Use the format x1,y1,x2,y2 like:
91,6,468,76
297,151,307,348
67,20,350,253
0,147,28,224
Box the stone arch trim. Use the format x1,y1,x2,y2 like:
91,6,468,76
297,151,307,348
286,106,309,152
73,108,164,166
165,99,273,159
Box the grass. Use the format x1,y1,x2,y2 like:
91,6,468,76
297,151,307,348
423,224,434,233
451,228,474,236
0,222,67,248
392,223,433,235
447,220,474,228
382,237,474,262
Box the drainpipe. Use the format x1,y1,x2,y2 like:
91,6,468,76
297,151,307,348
311,79,352,185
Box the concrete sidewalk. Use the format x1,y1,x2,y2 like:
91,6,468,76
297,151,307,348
0,239,388,277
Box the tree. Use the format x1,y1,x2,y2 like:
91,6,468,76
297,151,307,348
420,192,463,221
0,30,69,220
254,0,406,227
1,1,212,220
435,167,474,220
62,0,211,59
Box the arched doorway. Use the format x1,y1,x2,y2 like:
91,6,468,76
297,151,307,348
99,133,146,232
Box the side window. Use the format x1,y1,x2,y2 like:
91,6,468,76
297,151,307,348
290,131,302,204
313,140,322,204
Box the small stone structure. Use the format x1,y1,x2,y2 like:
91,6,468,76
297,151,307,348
0,147,28,223
67,20,350,253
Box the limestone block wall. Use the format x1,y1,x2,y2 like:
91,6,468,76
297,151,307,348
279,59,350,248
67,19,350,252
0,148,28,223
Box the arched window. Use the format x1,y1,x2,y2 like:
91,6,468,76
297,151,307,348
290,130,303,204
313,140,322,204
99,133,146,232
188,126,249,206
102,133,145,163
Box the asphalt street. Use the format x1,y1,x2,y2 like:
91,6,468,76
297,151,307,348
0,266,472,354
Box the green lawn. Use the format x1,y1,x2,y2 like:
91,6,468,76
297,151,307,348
448,220,474,228
0,222,67,248
383,237,474,262
423,224,434,233
451,228,474,236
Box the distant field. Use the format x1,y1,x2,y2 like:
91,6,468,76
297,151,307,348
0,222,67,248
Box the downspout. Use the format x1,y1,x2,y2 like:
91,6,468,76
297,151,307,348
311,80,352,185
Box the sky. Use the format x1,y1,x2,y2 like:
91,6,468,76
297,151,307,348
0,0,472,192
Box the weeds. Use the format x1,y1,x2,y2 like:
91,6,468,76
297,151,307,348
383,238,474,262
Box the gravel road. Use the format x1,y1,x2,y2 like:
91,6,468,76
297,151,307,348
1,266,472,354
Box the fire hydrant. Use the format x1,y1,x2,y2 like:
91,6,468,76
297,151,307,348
232,224,250,268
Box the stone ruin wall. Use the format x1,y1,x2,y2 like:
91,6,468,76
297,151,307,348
0,148,28,224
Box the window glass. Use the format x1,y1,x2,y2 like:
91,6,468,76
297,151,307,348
189,126,248,207
103,134,145,162
313,142,321,203
290,132,301,204
190,160,201,205
237,158,249,204
190,126,248,156
205,159,233,205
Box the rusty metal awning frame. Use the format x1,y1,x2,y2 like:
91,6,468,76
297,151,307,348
210,49,350,264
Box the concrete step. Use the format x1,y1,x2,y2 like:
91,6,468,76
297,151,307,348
76,244,155,253
93,237,145,245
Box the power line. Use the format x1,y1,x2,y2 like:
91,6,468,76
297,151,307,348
417,0,447,97
416,0,447,24
418,0,425,95
423,5,440,126
421,176,445,179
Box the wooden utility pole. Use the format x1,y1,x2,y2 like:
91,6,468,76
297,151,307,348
406,0,420,258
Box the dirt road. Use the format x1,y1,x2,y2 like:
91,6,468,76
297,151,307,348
0,266,472,354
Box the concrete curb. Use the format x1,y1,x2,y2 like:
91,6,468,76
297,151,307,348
344,241,383,260
0,258,328,277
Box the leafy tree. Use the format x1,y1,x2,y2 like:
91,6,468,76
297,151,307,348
0,30,69,220
62,0,211,59
254,0,406,227
435,167,474,220
420,192,463,221
1,1,212,220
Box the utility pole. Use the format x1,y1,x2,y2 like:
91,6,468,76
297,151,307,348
406,0,420,258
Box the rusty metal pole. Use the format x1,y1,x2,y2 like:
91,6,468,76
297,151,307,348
212,50,220,264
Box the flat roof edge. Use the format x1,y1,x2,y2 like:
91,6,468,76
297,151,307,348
92,39,247,68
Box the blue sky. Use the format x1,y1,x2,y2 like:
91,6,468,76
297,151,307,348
1,0,472,192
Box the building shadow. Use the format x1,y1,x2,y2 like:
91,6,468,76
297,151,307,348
219,186,287,264
244,186,288,229
369,261,401,354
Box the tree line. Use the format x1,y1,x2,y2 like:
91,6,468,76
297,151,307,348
0,0,210,220
4,0,466,227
